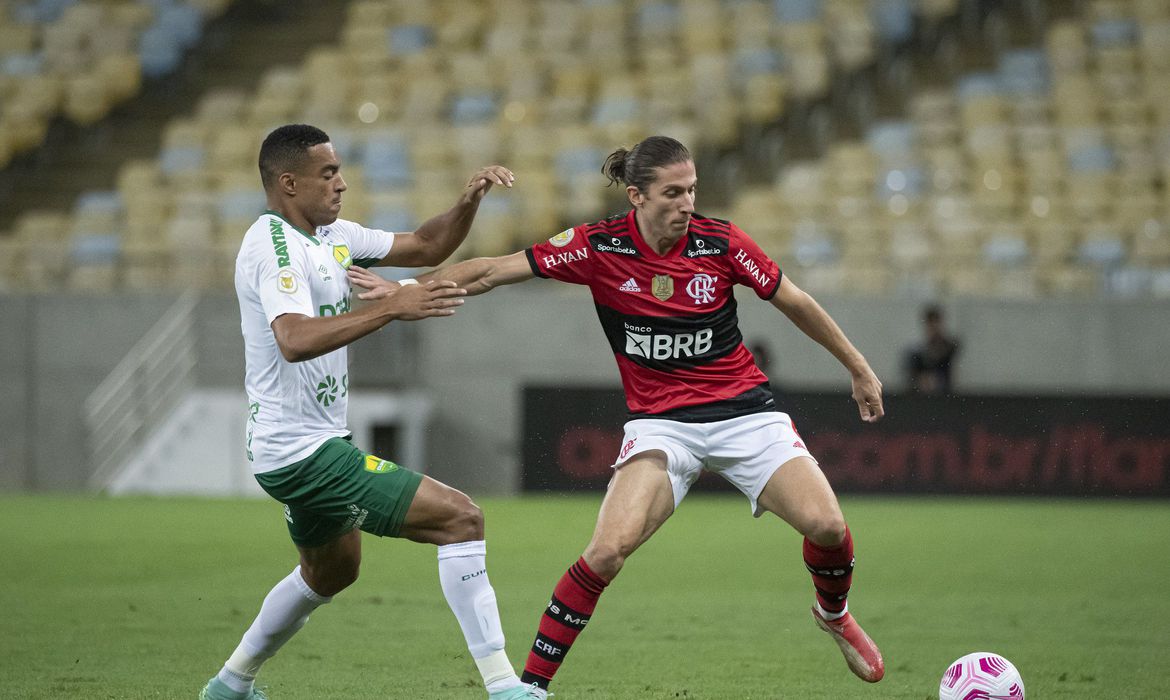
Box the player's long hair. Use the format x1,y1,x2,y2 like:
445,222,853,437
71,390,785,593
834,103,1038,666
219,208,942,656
603,136,692,193
259,123,331,190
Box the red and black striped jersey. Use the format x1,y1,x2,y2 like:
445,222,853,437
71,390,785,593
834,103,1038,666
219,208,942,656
525,209,783,421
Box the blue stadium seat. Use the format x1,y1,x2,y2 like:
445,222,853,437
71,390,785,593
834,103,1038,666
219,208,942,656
69,232,120,265
791,224,840,266
157,4,204,51
218,189,263,225
1067,143,1115,171
955,73,1002,101
998,49,1049,96
368,204,416,233
869,0,914,44
773,0,822,24
29,0,76,24
138,25,184,78
450,90,499,125
866,121,916,162
361,135,413,188
1079,237,1126,267
638,2,680,33
554,145,605,181
1091,18,1139,47
1,53,44,77
387,25,434,56
875,166,925,199
159,145,205,176
734,47,784,80
592,95,639,125
983,234,1031,267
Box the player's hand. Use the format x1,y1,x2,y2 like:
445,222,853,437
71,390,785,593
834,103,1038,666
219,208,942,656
378,279,466,321
347,266,400,300
462,165,515,204
851,368,884,423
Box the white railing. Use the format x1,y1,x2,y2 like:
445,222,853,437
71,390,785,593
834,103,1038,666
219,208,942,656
85,290,200,490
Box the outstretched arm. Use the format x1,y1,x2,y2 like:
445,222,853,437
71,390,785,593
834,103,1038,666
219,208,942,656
378,165,515,268
769,275,884,423
271,280,466,362
348,251,535,300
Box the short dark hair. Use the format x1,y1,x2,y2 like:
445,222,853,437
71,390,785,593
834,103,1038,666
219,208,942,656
258,124,331,189
602,135,692,192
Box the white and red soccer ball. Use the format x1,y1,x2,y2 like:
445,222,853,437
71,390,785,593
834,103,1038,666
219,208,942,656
938,652,1025,700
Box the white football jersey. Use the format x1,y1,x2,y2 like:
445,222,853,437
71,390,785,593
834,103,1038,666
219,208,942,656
235,211,395,473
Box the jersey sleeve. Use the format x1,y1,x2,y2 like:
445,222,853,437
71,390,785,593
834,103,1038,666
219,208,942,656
728,223,782,299
251,238,316,325
525,226,594,284
337,220,395,268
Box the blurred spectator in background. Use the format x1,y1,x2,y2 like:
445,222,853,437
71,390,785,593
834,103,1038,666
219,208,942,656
904,304,960,394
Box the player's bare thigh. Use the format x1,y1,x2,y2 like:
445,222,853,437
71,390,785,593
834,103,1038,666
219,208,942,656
398,475,484,546
582,450,676,580
756,455,847,547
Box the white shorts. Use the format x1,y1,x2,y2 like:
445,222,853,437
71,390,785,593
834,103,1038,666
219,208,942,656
612,411,816,517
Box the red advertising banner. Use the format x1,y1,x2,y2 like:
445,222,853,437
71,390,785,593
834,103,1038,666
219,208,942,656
521,387,1170,496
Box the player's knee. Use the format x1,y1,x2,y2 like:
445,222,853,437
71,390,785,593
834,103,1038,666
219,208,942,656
805,513,847,548
332,558,362,592
583,542,629,580
302,557,360,597
441,497,485,544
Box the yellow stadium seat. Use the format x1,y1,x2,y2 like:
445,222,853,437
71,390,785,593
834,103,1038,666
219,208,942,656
1047,21,1089,74
63,75,111,126
1131,219,1170,263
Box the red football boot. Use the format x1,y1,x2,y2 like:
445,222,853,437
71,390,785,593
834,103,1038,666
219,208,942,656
811,607,885,683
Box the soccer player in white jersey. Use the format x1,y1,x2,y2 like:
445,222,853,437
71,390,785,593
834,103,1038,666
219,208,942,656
200,124,541,700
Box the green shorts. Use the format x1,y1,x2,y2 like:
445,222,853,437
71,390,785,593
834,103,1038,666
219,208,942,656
255,437,424,548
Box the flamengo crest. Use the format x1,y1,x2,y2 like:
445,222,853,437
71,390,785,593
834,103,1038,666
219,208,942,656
686,273,717,304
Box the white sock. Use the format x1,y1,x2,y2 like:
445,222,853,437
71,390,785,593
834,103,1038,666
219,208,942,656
218,566,331,691
437,540,520,690
816,600,849,621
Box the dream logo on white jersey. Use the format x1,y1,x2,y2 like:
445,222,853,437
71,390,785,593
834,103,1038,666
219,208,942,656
277,269,298,294
686,274,718,304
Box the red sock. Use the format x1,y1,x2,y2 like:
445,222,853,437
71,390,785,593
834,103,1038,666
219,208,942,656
521,557,609,689
803,526,854,614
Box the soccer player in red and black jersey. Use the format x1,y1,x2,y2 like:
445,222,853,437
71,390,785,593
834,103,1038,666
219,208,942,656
348,136,886,697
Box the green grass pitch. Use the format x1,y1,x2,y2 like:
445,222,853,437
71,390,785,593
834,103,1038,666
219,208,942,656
1,494,1166,699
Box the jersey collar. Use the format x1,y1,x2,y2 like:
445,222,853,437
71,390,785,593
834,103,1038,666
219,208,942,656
264,210,320,245
626,209,689,260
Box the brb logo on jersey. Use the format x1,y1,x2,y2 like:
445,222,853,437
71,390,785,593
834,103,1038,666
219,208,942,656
624,322,714,360
686,273,717,304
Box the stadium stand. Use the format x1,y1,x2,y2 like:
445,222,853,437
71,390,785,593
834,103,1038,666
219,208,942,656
1,0,1167,299
0,0,233,168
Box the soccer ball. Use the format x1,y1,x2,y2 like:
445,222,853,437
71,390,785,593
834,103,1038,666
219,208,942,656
938,651,1025,699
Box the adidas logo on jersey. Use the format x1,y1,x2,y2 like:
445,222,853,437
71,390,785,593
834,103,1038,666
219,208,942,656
619,278,642,293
